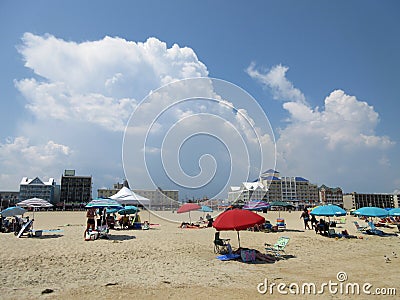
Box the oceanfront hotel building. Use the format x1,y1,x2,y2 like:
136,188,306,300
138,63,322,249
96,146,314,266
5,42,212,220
228,169,320,210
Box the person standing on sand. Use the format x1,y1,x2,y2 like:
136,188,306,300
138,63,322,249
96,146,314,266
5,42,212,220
300,208,311,230
85,208,96,236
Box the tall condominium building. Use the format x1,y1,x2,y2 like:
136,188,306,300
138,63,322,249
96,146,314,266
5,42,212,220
228,169,319,209
319,185,343,207
60,170,92,204
343,192,395,210
19,177,57,203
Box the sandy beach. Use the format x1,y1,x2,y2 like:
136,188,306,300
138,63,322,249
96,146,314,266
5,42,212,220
1,210,399,299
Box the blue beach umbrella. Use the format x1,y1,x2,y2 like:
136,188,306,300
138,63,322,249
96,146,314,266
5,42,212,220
85,198,123,209
388,208,400,216
310,205,346,217
199,205,213,212
353,207,388,218
118,206,140,215
1,206,27,218
105,207,119,214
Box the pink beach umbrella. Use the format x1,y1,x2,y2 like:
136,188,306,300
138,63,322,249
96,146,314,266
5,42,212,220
177,203,201,223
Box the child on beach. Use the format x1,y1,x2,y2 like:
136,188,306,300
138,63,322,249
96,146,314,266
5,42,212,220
310,214,318,229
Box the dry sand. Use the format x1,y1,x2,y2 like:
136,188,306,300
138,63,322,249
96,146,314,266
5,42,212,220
1,210,399,299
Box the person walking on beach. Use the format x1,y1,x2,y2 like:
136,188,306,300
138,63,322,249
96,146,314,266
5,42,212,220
300,208,311,230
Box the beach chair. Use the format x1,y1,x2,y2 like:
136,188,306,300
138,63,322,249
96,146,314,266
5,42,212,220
213,232,231,254
265,236,290,258
366,221,387,235
276,218,286,230
353,221,368,232
16,219,34,238
96,225,110,239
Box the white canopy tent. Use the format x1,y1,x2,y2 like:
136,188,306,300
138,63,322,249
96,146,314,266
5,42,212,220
110,187,151,206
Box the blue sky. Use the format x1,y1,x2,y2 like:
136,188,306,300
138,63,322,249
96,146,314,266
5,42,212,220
1,1,400,199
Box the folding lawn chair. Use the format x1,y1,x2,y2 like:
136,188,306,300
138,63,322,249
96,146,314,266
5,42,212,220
213,232,231,254
265,236,290,258
353,221,368,232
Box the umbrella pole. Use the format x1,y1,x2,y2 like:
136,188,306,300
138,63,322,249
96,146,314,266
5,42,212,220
237,231,240,248
32,208,35,230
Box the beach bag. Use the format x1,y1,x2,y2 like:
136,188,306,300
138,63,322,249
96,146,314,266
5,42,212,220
85,231,99,241
241,249,256,262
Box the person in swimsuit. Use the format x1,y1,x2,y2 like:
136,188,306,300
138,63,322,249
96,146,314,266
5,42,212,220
85,208,96,236
300,208,311,230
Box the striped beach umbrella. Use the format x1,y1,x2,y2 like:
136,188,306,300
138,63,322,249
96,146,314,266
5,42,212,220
16,197,53,228
16,197,53,208
243,200,270,211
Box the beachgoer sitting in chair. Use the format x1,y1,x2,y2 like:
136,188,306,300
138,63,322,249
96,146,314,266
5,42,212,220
106,214,115,229
122,215,129,229
315,219,329,235
15,217,34,238
213,232,231,254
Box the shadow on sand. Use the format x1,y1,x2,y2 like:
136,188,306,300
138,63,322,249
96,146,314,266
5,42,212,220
281,229,305,233
108,235,136,241
35,234,64,239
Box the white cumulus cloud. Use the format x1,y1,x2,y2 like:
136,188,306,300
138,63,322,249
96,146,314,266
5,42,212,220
0,137,71,188
246,63,307,104
15,33,209,132
248,63,395,192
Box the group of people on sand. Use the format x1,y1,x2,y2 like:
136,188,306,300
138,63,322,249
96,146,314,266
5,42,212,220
179,213,214,229
300,208,336,234
0,215,31,234
85,208,148,237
